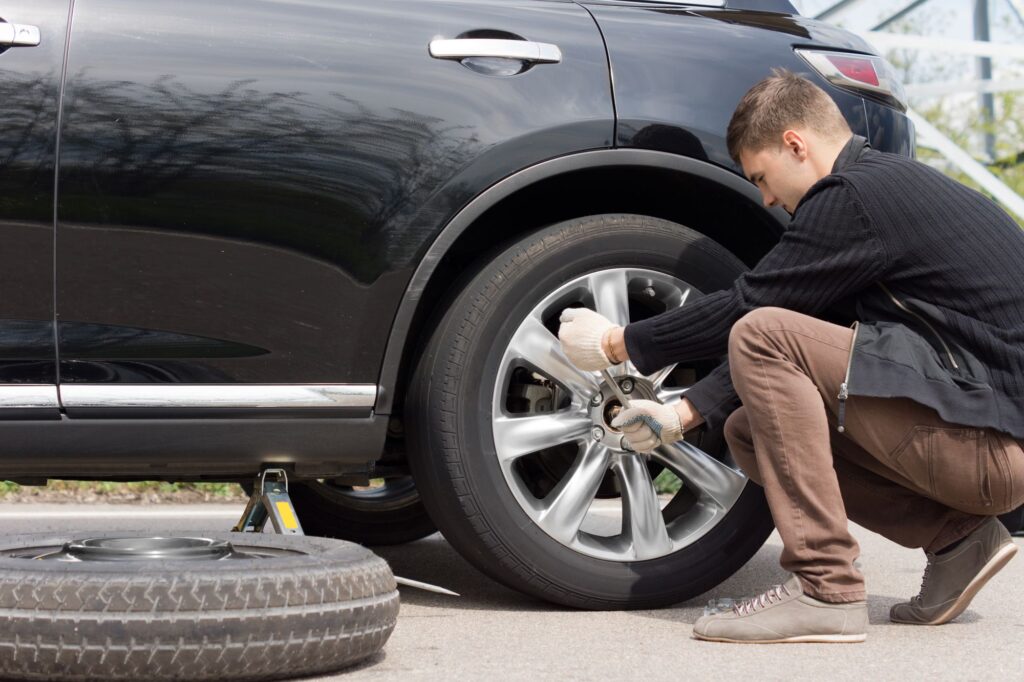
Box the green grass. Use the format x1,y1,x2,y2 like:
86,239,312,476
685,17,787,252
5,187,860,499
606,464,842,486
0,480,245,500
653,469,683,495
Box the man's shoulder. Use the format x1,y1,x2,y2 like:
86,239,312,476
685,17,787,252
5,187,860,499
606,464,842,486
837,148,932,185
795,173,856,213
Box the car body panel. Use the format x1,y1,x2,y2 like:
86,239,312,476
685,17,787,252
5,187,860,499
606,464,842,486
0,1,70,398
55,0,613,385
580,4,905,165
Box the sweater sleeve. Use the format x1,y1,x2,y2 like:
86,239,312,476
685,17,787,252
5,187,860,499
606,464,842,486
681,359,740,433
625,178,890,375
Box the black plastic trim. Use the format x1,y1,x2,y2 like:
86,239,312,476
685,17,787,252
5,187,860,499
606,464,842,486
0,415,388,478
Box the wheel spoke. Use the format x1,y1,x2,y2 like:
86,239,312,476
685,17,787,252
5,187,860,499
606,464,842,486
493,410,593,463
650,440,746,510
677,286,693,307
588,269,631,377
656,386,689,405
536,442,613,543
641,287,689,388
646,364,678,391
588,270,630,327
616,454,673,560
508,315,600,398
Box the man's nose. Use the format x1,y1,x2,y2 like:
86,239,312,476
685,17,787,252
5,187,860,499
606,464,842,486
761,191,777,209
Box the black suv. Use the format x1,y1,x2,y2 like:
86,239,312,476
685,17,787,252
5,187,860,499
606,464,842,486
1,0,918,608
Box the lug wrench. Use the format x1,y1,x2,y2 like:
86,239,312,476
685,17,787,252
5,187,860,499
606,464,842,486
600,368,632,409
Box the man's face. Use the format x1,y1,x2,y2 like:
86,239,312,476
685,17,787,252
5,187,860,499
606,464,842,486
739,130,822,215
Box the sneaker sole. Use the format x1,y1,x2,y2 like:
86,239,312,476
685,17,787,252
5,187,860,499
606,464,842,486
891,541,1018,626
692,633,866,644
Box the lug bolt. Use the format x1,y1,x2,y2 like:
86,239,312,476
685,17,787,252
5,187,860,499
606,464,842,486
643,286,656,298
591,392,603,406
592,427,605,441
621,379,634,394
620,436,634,452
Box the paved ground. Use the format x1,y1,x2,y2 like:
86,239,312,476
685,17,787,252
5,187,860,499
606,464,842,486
1,504,1021,681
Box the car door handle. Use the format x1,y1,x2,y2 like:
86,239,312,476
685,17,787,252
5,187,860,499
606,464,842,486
429,39,561,64
0,22,41,47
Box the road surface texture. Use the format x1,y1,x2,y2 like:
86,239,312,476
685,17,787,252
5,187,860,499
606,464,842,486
0,503,1020,681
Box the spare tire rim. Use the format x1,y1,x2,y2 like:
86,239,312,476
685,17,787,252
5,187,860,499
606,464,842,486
13,536,303,561
492,267,749,561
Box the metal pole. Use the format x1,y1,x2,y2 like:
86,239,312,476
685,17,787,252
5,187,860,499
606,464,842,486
1007,0,1024,27
974,0,996,162
872,0,932,31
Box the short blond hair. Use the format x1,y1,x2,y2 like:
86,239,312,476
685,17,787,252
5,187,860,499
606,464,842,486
726,69,851,164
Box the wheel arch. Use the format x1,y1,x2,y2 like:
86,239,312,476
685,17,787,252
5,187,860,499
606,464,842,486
375,148,786,416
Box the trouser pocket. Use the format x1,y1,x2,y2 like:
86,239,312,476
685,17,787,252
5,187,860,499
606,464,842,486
889,425,996,514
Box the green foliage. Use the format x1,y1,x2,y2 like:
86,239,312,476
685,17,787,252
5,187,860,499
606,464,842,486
881,14,1024,229
653,468,683,495
0,480,246,501
913,92,1024,229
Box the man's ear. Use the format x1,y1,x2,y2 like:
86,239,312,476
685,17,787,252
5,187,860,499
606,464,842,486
781,129,808,160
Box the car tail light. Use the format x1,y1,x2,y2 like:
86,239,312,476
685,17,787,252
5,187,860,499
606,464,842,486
795,48,907,112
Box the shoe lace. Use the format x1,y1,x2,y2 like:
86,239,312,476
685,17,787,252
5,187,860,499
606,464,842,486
733,583,791,616
912,556,936,604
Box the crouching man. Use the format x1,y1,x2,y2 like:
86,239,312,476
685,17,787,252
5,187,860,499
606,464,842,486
558,69,1024,643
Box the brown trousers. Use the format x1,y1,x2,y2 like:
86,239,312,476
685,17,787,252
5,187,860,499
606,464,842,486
723,307,1024,603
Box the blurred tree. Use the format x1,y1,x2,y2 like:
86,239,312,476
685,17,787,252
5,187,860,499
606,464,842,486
881,7,1024,227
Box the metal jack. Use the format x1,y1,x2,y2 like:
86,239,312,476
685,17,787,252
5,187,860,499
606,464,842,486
234,468,304,535
233,468,460,597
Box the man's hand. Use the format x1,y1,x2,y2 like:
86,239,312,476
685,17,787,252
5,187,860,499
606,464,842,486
558,308,622,371
611,399,684,453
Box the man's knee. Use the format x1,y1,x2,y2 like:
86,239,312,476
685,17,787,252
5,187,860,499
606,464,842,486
727,306,789,362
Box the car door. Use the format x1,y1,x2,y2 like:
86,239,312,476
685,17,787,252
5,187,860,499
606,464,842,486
0,2,69,418
54,0,613,414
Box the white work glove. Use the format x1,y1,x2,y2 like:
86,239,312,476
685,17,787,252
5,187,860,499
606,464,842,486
611,399,684,453
558,308,619,371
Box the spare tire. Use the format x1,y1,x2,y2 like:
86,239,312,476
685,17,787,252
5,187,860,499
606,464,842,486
0,531,399,681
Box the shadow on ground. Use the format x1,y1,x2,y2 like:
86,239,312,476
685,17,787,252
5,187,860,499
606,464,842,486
369,532,984,627
370,533,550,612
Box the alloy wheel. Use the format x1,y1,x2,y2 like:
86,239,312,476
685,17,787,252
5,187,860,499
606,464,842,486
492,268,748,562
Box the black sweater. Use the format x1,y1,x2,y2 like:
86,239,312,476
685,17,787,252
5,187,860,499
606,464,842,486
624,135,1024,440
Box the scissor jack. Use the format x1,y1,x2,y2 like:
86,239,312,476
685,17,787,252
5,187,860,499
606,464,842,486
233,468,460,596
233,468,304,535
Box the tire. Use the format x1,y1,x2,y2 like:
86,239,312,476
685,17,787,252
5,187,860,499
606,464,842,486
241,479,437,546
0,531,399,681
406,213,774,609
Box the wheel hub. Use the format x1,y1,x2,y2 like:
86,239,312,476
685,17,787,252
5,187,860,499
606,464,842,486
587,374,658,452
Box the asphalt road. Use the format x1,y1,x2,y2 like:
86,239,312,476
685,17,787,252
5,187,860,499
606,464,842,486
1,503,1021,681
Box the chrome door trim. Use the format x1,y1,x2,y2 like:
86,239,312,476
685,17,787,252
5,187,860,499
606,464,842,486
0,385,60,409
59,384,377,409
429,39,562,64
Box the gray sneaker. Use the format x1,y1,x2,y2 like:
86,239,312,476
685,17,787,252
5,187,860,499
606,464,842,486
890,516,1018,625
692,575,868,644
